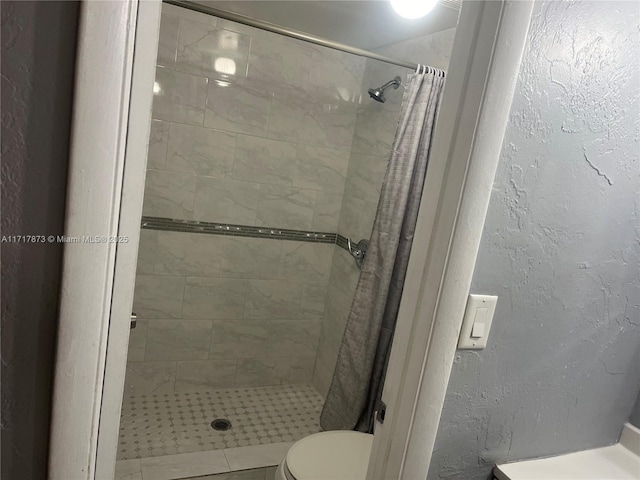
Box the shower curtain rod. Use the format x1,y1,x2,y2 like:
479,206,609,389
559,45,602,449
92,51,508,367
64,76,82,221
164,0,421,71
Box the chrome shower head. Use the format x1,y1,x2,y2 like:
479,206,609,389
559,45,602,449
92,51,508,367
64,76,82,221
368,76,402,103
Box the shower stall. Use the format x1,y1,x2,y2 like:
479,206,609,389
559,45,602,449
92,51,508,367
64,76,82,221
116,0,456,473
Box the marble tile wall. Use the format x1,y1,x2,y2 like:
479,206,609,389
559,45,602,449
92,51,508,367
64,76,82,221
311,28,457,397
127,230,333,393
131,3,455,396
128,2,366,393
144,3,364,233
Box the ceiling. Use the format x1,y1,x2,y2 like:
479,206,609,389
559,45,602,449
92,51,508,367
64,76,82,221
195,1,461,50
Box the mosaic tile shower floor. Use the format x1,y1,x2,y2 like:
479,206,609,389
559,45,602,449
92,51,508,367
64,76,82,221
117,384,323,461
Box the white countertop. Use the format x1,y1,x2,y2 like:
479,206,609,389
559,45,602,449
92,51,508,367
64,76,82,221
494,423,640,480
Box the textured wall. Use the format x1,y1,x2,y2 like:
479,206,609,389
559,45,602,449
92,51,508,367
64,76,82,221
0,1,79,478
429,2,640,479
312,29,457,396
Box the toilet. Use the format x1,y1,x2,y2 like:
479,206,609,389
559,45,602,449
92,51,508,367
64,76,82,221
275,431,374,480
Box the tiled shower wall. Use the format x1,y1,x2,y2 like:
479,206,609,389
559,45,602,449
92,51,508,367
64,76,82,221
312,28,458,396
125,3,366,394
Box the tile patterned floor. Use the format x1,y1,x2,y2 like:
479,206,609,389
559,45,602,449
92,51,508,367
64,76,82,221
117,383,323,461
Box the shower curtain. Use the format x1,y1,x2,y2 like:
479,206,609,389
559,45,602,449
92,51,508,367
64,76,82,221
320,68,445,432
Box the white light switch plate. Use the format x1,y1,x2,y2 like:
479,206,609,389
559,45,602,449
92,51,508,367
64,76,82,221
458,294,497,349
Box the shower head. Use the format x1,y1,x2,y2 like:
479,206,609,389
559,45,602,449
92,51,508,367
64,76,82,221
368,76,402,103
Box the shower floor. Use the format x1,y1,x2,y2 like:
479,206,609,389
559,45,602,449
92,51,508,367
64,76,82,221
117,383,323,461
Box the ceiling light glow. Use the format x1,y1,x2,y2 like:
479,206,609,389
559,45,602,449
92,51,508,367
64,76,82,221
390,0,438,19
214,57,236,76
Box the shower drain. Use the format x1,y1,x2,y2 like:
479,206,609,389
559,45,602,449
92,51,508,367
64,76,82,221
211,418,232,431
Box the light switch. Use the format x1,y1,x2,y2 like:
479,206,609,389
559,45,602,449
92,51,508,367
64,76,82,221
458,294,497,349
471,321,485,338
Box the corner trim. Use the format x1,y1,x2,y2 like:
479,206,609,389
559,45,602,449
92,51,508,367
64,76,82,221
48,1,142,478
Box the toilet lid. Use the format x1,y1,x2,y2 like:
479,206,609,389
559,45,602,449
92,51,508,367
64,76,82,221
286,431,374,480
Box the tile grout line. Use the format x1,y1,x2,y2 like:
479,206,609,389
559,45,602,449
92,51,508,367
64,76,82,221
222,448,232,473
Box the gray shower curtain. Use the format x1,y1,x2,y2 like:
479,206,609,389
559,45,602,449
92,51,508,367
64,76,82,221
320,69,445,432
